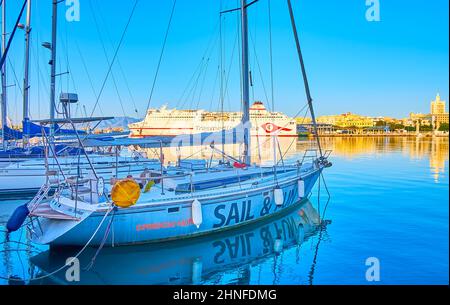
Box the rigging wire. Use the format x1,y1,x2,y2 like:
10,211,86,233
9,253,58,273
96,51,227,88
193,25,220,109
176,19,220,110
187,58,208,109
277,105,310,165
143,0,177,116
88,0,127,118
195,57,211,109
93,0,139,116
249,30,270,107
75,41,105,118
7,59,21,93
177,58,206,109
56,25,78,102
6,58,19,124
89,0,139,118
208,65,220,111
221,28,240,112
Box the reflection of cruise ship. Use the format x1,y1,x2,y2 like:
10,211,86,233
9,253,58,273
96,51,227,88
129,102,297,138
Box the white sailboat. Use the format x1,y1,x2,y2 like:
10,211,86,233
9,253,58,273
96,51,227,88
7,0,332,248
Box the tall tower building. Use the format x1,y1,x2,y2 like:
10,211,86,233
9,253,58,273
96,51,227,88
431,93,446,115
430,93,449,129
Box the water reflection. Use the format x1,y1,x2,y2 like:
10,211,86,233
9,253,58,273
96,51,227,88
298,136,449,182
28,199,327,285
139,136,448,181
1,136,448,285
139,137,299,166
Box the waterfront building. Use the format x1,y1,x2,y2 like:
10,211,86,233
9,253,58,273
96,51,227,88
430,93,449,128
317,113,374,128
407,94,449,129
299,123,334,135
307,94,448,133
296,117,312,125
409,113,432,126
431,93,446,115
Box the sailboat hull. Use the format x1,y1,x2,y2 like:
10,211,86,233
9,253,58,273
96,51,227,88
30,199,322,285
37,169,322,247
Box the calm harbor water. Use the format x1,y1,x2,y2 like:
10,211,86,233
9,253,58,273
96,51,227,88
0,136,448,285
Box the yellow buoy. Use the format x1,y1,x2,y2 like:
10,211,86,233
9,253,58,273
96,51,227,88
111,179,141,208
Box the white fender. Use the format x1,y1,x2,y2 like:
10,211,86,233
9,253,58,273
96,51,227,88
274,187,284,206
192,199,203,229
298,179,305,199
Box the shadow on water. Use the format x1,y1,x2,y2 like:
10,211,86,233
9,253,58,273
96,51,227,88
25,199,330,285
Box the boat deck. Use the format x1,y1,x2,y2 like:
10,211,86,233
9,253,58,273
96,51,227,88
51,162,318,214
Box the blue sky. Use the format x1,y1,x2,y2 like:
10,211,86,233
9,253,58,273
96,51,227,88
3,0,449,123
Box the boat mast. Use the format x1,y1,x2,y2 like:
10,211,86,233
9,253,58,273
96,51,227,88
240,0,251,165
22,0,31,146
287,0,323,157
49,0,57,138
1,0,7,149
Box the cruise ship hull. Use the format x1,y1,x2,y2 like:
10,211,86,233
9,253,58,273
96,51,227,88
129,102,298,138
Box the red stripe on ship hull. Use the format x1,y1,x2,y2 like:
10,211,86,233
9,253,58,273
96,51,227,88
130,134,298,138
130,127,194,130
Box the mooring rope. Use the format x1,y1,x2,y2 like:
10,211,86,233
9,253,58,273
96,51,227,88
1,206,114,283
85,206,117,271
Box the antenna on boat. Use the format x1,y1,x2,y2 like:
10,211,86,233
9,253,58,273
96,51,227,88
240,0,251,165
286,0,323,157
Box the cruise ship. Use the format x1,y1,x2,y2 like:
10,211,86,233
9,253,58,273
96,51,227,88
129,102,297,138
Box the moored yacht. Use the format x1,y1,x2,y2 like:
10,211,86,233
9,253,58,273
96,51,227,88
7,0,332,249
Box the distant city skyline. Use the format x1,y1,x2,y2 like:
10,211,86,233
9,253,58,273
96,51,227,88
315,92,448,119
2,0,449,124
